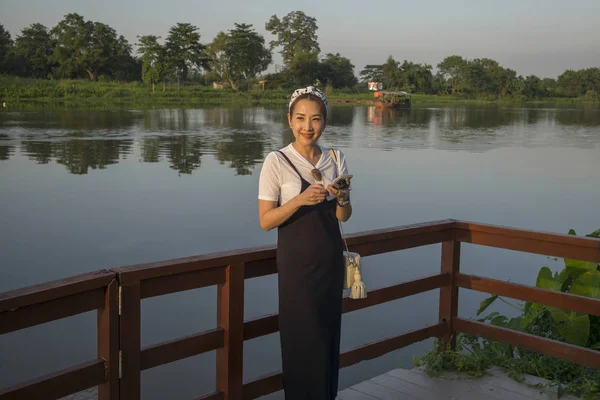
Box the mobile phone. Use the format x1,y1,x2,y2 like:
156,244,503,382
333,174,352,190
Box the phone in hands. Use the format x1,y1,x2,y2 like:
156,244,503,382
332,174,352,190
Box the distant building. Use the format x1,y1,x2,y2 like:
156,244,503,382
368,82,383,91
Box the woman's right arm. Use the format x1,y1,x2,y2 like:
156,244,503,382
258,185,328,231
258,198,300,231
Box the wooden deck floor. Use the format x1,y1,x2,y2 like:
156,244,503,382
60,366,582,399
337,367,580,400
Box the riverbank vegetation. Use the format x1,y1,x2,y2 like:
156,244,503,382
0,11,599,104
414,227,600,400
1,75,598,110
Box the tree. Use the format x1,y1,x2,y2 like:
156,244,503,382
14,23,56,78
137,35,167,92
432,71,449,95
164,23,208,88
437,55,467,94
375,57,433,93
50,13,132,81
440,56,522,97
382,56,401,89
473,59,518,97
498,67,519,97
399,60,433,93
558,69,583,97
465,58,505,96
0,24,14,73
506,74,524,97
522,75,545,98
541,78,558,97
284,50,322,87
265,11,319,67
359,65,383,83
320,53,357,88
558,68,600,98
223,23,271,90
206,32,230,83
108,36,138,81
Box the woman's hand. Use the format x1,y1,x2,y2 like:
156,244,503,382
328,178,352,222
327,178,351,202
296,184,329,206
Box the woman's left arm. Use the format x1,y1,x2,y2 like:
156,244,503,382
335,197,352,222
326,182,352,221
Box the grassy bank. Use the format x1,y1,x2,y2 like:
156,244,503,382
1,75,598,109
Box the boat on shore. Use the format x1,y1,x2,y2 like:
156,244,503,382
374,90,412,109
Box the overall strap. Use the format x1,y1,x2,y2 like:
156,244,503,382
277,150,304,181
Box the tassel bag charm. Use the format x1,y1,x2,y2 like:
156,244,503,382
350,256,367,299
343,251,366,299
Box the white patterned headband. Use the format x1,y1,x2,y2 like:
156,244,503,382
288,86,329,115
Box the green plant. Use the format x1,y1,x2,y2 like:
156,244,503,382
414,227,600,399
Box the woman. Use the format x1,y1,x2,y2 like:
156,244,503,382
258,86,352,399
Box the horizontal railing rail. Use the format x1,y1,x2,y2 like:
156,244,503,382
1,219,599,399
109,219,457,399
0,270,119,400
453,220,600,372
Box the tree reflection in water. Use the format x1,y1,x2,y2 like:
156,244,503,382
0,134,14,160
3,105,600,175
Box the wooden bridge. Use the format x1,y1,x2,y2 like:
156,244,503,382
1,219,599,399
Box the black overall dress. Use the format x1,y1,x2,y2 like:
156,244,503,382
275,150,345,400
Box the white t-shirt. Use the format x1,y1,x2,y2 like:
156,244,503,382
258,143,350,206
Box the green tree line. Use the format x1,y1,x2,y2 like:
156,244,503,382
0,11,598,99
360,55,600,100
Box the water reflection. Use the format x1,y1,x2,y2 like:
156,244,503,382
0,145,13,161
20,141,53,164
1,110,138,135
213,131,266,176
140,135,204,175
20,139,133,174
366,107,403,127
555,108,600,126
1,103,600,399
1,105,599,174
328,106,355,126
0,134,13,160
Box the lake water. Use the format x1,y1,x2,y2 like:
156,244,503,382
1,104,599,399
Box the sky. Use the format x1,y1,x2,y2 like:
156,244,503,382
1,0,599,79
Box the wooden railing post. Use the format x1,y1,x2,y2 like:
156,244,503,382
439,240,460,350
120,281,141,399
98,279,120,399
217,262,245,399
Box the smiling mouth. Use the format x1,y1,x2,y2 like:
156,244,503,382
301,133,315,139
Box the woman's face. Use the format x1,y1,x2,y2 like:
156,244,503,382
288,98,326,147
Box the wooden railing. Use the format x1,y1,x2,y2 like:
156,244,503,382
1,219,599,400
